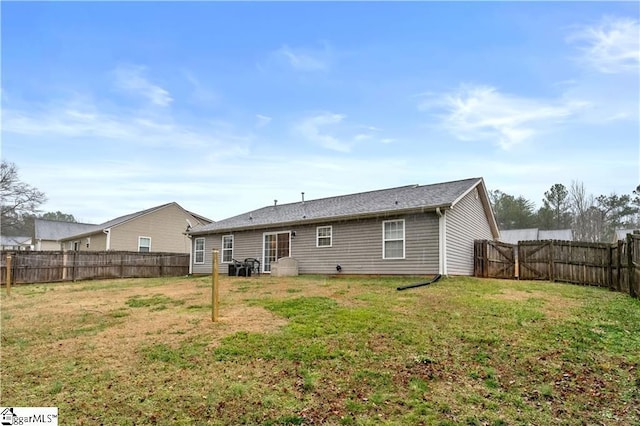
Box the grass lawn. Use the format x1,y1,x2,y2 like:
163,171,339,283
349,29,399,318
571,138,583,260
1,275,639,425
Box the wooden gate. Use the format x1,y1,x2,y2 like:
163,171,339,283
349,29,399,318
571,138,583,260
518,241,551,280
474,240,516,279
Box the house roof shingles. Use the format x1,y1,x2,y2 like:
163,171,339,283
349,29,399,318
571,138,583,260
34,219,99,241
190,177,487,234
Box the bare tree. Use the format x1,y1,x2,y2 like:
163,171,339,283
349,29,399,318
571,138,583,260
1,160,47,236
568,180,596,241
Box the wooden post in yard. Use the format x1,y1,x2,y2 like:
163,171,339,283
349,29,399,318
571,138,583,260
5,254,12,296
212,249,219,322
627,234,637,298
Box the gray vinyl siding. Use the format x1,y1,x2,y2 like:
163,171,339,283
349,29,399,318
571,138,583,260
192,213,439,275
446,188,494,275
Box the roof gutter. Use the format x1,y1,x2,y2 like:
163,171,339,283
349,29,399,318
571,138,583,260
186,204,454,236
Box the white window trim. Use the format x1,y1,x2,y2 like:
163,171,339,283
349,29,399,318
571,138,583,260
194,237,205,265
382,219,405,260
222,235,234,263
316,226,333,248
138,236,152,252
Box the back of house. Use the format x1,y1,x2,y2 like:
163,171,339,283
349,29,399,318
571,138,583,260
188,177,499,276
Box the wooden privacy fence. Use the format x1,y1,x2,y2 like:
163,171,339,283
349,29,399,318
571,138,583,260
474,234,640,299
474,240,516,279
1,251,190,285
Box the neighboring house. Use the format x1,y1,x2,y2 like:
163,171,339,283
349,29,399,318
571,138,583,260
34,219,98,250
187,177,499,276
498,228,573,245
0,235,33,251
59,202,212,253
613,229,640,243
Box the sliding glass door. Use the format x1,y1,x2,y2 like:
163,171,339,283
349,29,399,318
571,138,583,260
263,232,291,273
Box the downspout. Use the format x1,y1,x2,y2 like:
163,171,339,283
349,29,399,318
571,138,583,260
436,208,447,276
103,228,111,251
187,234,193,275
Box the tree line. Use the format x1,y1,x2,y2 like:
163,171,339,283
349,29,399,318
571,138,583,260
490,182,640,242
1,160,77,237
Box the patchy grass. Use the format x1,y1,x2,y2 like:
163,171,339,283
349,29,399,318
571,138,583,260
1,275,639,424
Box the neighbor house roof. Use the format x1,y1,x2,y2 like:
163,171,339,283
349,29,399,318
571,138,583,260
498,228,573,245
34,219,99,241
0,235,32,246
189,177,498,237
498,229,539,245
614,229,639,241
59,202,206,241
538,229,573,241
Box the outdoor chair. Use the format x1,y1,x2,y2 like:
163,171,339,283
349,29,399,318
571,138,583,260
244,258,261,276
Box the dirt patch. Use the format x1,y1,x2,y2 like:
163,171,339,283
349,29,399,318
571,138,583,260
3,278,291,370
489,288,581,319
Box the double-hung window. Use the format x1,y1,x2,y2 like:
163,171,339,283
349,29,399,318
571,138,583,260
194,238,205,264
222,235,233,263
138,237,151,253
316,226,332,247
382,220,405,259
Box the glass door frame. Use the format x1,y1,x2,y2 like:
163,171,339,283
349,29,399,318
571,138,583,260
262,231,292,273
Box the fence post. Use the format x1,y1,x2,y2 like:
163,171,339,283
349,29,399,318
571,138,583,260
5,254,12,296
72,251,77,282
548,241,555,282
617,240,623,291
482,241,489,278
627,234,636,298
212,249,219,322
607,244,614,291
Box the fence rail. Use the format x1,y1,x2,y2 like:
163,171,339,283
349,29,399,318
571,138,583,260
1,251,190,285
474,234,640,299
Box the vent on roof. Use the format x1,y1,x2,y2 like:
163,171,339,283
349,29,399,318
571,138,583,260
274,200,278,206
301,192,305,204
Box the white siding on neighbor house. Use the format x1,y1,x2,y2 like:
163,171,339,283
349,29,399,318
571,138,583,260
445,188,494,275
108,204,194,253
192,213,440,275
38,240,64,251
68,232,107,252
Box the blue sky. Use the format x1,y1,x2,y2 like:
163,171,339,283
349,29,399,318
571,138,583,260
2,2,639,224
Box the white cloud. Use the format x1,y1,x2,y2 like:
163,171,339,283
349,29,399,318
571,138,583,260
294,112,350,152
567,16,640,74
293,113,394,152
113,64,173,106
2,100,251,150
274,44,331,72
183,70,218,105
420,84,588,149
256,114,272,128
